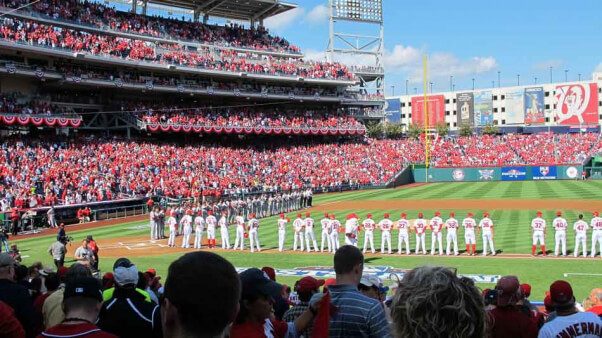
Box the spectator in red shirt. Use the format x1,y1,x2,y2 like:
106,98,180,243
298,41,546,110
585,288,602,316
38,276,116,338
86,236,99,271
0,299,25,338
488,276,539,338
230,268,321,338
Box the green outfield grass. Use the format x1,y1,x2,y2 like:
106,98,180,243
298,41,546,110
13,180,602,301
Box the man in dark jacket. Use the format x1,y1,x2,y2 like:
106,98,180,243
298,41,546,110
0,253,36,337
98,258,162,337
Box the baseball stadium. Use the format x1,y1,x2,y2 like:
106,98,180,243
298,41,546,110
1,0,602,337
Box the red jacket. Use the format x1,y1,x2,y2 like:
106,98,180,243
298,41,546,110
38,323,117,338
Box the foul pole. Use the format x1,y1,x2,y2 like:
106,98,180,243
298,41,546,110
423,55,429,182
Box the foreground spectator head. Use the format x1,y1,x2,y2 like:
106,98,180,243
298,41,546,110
236,268,282,324
261,266,276,281
496,276,521,307
334,245,364,284
391,266,486,338
586,288,602,313
358,275,381,300
296,276,324,302
162,252,240,338
0,253,16,281
113,257,138,288
550,280,575,310
44,272,60,292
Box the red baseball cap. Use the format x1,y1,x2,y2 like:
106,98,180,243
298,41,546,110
435,211,441,216
280,214,285,218
468,212,473,217
401,213,406,218
306,212,310,217
484,212,490,217
550,280,574,305
297,213,302,218
297,276,325,292
450,212,455,217
147,268,157,276
366,213,372,218
384,213,389,218
496,276,521,306
324,213,329,217
537,211,542,217
330,214,335,219
324,278,336,288
594,211,599,217
520,283,531,298
261,267,276,282
418,213,423,218
557,211,562,216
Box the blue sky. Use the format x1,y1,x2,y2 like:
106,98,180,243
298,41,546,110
263,0,602,95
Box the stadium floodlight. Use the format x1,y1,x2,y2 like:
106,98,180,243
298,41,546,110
332,0,383,23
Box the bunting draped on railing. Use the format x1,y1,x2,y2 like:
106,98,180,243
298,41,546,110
145,123,365,135
1,115,82,127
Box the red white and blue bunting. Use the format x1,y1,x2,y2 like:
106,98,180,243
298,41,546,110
145,124,365,135
1,115,82,128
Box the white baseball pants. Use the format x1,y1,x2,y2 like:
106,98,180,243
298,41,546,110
591,231,602,257
415,233,427,254
305,230,318,252
293,232,305,251
575,234,587,257
446,232,458,255
482,234,495,255
532,232,545,245
398,232,410,254
249,230,261,252
220,228,230,249
194,230,203,249
234,227,245,250
381,231,391,254
278,229,286,252
363,231,375,253
554,231,566,256
431,232,443,255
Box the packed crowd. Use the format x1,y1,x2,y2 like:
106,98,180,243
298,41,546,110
133,105,363,129
0,0,302,54
1,245,601,337
0,93,72,116
0,133,599,208
0,17,354,80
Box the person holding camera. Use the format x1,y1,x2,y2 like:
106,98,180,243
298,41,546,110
74,240,95,268
48,238,67,269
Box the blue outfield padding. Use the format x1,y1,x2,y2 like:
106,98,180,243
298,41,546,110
413,165,582,182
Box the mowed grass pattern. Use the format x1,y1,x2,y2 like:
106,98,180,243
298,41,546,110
14,180,602,301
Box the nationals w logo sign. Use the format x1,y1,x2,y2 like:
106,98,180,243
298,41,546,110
554,84,599,125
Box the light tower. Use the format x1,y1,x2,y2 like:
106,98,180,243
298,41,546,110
327,0,384,101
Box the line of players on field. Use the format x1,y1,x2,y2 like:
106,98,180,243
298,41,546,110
155,208,602,257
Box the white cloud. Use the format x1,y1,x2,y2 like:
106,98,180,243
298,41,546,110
264,7,305,31
595,63,602,72
533,59,563,70
306,4,329,25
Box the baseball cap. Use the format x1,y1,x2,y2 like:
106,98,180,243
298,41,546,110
359,275,381,288
485,289,498,303
297,276,325,292
484,212,490,217
306,212,310,217
147,268,157,276
0,253,15,267
418,213,423,218
384,213,389,218
297,213,302,218
496,276,521,306
64,277,103,302
468,212,473,217
240,268,283,298
401,213,406,218
435,211,441,216
113,258,138,286
366,213,372,218
557,211,562,216
550,280,574,306
594,212,599,217
537,211,542,216
261,267,276,281
520,284,531,298
450,212,455,217
324,278,336,288
324,213,328,217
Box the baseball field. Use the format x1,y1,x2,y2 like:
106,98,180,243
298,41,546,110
14,180,602,302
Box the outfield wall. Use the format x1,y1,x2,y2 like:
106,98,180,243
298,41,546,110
413,165,582,182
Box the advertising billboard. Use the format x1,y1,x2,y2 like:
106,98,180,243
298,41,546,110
505,90,524,124
385,98,400,113
456,92,474,126
501,167,527,181
554,83,599,125
411,95,445,126
524,87,545,124
532,166,557,180
474,91,493,126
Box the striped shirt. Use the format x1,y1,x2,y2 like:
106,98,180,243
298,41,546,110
312,284,391,338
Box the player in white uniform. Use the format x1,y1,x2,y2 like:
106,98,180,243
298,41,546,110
396,213,410,255
590,211,602,257
277,214,288,252
574,214,589,257
233,214,246,250
414,213,427,254
330,215,341,251
248,213,261,252
462,213,477,256
320,213,331,253
304,213,318,252
193,212,205,249
430,211,443,255
218,212,230,249
445,212,459,256
479,212,496,256
206,211,217,249
530,211,547,256
344,214,360,247
150,208,158,241
378,213,393,254
553,211,567,257
167,211,178,247
362,214,376,254
180,210,193,248
293,214,305,251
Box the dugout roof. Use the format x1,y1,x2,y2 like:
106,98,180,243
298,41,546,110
150,0,297,21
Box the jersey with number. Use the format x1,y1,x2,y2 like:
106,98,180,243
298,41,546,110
414,219,427,234
194,216,205,231
181,215,192,229
379,219,393,232
479,218,494,234
574,220,589,234
167,216,177,231
218,217,227,229
293,218,304,232
531,217,546,233
206,215,217,230
362,219,375,232
305,218,314,231
445,218,459,233
591,217,602,231
248,218,259,231
553,217,568,232
321,218,330,232
462,218,476,234
235,216,245,229
345,219,359,234
430,216,443,233
397,219,410,234
331,220,341,233
277,219,288,231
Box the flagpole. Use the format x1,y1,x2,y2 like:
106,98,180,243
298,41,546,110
423,55,429,182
